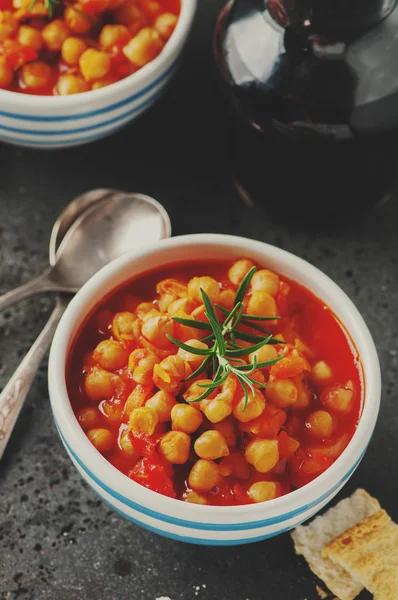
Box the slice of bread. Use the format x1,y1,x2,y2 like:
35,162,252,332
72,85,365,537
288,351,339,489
291,489,380,600
323,509,398,600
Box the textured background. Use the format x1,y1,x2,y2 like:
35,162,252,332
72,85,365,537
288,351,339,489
1,1,397,599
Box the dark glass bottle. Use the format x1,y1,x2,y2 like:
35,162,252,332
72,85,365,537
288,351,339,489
214,0,398,222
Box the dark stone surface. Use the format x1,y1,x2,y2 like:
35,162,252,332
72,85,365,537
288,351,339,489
0,1,397,599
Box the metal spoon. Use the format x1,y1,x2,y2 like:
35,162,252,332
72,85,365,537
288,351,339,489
0,193,171,311
0,191,171,459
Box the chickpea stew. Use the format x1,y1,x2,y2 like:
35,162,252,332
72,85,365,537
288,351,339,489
67,260,363,506
0,0,180,94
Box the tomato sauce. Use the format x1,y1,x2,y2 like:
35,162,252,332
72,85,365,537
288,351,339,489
66,260,363,506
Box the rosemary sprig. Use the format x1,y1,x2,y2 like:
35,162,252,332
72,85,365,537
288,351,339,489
166,267,285,411
29,0,59,17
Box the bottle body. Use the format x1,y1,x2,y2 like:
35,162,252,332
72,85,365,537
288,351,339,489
214,0,398,219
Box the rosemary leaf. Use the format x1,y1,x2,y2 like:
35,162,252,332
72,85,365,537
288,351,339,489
242,313,281,321
198,371,229,389
182,355,212,382
226,334,273,357
185,386,215,403
173,316,212,330
234,266,257,305
236,356,283,371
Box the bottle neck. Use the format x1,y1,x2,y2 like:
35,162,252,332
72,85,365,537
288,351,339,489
312,0,397,39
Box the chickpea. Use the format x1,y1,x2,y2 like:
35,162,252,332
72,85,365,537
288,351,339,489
61,37,87,66
0,57,13,89
64,5,92,34
93,340,128,372
114,2,143,27
100,399,124,424
124,384,152,414
0,11,18,42
188,459,220,493
128,349,159,385
218,289,235,311
42,19,70,51
99,24,131,49
84,366,114,401
57,74,89,95
177,339,209,368
171,404,203,434
123,27,163,67
194,430,229,460
187,276,220,303
293,377,312,409
153,355,189,392
321,382,354,414
17,25,42,51
251,269,280,297
212,418,237,447
92,74,118,90
245,439,279,473
202,399,232,423
312,360,332,382
119,428,139,459
76,406,101,430
249,344,278,366
145,390,176,422
168,297,195,316
266,379,298,409
233,389,266,423
248,481,278,503
141,315,174,349
158,431,191,464
219,452,250,479
183,379,216,405
128,406,158,435
79,48,111,82
142,0,161,18
228,259,255,286
13,0,30,9
87,428,114,453
154,12,178,40
112,311,139,342
247,290,278,318
305,410,334,440
21,61,52,90
185,490,207,505
136,301,156,320
158,293,176,312
156,278,188,298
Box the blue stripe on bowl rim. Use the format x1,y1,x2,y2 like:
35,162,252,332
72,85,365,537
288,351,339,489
0,87,163,137
0,128,113,147
99,493,300,545
0,60,177,123
57,421,367,532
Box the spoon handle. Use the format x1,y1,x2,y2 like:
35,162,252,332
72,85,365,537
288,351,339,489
0,268,56,312
0,295,69,461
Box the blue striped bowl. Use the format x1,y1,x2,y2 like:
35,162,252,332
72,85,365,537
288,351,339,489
0,0,196,149
48,234,381,545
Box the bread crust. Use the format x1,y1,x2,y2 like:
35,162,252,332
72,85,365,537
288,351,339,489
291,489,380,600
323,510,398,600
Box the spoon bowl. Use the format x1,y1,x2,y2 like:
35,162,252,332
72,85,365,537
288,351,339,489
0,192,171,311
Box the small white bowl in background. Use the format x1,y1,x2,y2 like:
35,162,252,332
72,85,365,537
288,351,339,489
0,0,196,149
48,234,381,545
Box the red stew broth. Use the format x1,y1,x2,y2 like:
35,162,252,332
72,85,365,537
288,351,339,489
66,260,363,505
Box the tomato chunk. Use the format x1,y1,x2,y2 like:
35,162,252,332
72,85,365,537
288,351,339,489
129,456,176,498
270,353,309,379
2,40,38,69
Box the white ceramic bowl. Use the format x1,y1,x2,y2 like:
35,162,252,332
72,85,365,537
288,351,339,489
48,234,381,545
0,0,196,149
